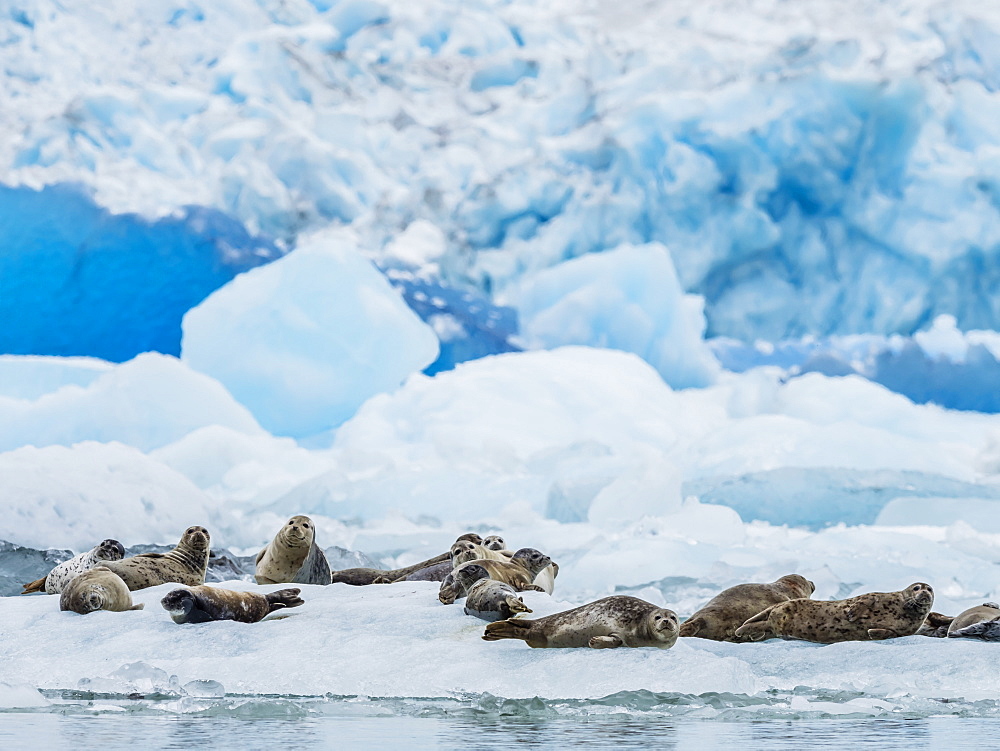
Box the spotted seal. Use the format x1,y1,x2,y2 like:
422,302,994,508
735,582,934,643
161,585,304,624
947,602,1000,640
679,574,815,642
439,549,552,605
463,578,532,621
255,516,331,585
22,539,126,595
100,526,211,591
331,533,483,585
59,567,144,614
483,595,679,649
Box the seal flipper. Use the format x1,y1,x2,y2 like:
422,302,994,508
129,603,145,611
948,618,1000,641
866,628,899,640
21,576,47,595
678,616,705,638
185,607,215,623
483,618,533,642
504,595,531,614
589,634,624,649
265,588,304,613
734,604,778,641
917,611,954,638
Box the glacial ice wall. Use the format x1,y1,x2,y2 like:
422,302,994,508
5,0,1000,358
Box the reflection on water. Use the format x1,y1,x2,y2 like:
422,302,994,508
0,712,995,750
3,688,999,749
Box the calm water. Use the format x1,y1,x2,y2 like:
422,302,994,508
1,713,998,750
2,692,1000,749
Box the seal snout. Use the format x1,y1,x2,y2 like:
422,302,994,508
161,589,195,616
654,610,679,633
910,582,934,605
183,526,211,550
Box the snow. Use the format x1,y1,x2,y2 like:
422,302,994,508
2,581,998,707
0,441,215,550
0,352,263,454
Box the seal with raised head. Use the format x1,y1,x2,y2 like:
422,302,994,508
331,533,483,585
161,585,304,624
255,515,331,585
463,578,532,621
22,539,126,595
679,574,815,642
482,535,512,554
439,549,552,605
100,526,211,591
734,582,934,643
947,602,1000,640
59,567,144,614
483,595,679,649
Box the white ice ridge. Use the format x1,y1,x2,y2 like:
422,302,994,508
1,345,1000,546
3,582,998,702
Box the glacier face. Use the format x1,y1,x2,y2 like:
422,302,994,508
4,0,1000,369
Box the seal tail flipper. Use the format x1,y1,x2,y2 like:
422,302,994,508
678,616,705,638
21,576,47,594
917,611,953,638
734,605,778,642
504,596,532,614
483,618,533,642
129,603,145,611
948,618,1000,641
265,588,304,612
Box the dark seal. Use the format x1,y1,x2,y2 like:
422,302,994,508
161,585,304,624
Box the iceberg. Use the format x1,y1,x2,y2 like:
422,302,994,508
181,231,440,438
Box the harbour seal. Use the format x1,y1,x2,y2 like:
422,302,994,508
439,549,552,604
331,533,483,585
483,595,679,649
483,535,511,553
59,567,144,614
255,516,331,585
450,540,512,568
947,602,1000,640
100,526,211,591
463,578,532,621
161,585,304,624
22,539,126,594
438,563,492,604
679,574,815,642
734,582,934,643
